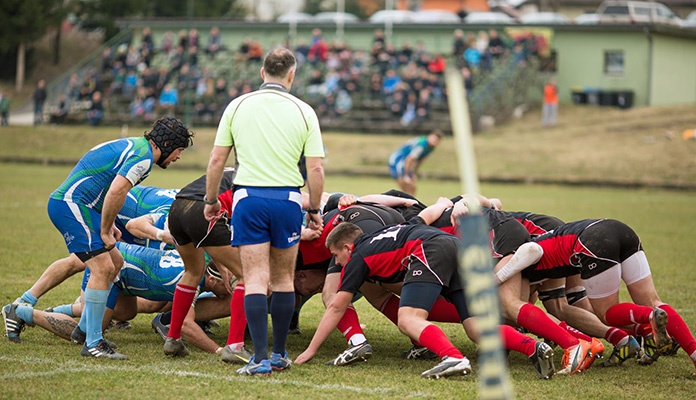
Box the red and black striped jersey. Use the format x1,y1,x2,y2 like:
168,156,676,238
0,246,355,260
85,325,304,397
523,219,602,282
339,221,453,293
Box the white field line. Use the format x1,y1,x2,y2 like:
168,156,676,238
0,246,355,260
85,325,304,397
0,355,432,398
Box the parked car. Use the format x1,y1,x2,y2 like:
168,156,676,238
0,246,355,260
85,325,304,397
575,13,600,24
597,1,683,27
520,12,571,24
463,12,516,24
313,12,360,23
368,9,416,23
683,10,696,28
411,9,461,23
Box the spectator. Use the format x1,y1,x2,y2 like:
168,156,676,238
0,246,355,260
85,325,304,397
0,90,10,126
187,46,199,69
541,77,558,127
427,54,446,75
178,30,188,51
158,83,178,115
452,29,467,60
308,29,328,64
488,30,505,59
123,69,138,98
188,29,200,50
247,40,264,63
415,88,432,123
141,27,155,55
161,30,175,55
50,95,69,124
67,73,81,101
295,40,310,63
462,67,473,93
85,91,104,126
194,86,218,122
400,91,418,126
205,27,223,58
463,40,481,71
130,87,156,121
382,69,401,97
33,79,47,125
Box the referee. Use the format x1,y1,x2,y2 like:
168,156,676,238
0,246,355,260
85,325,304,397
204,47,325,376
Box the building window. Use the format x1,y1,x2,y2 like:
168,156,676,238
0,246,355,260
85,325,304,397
604,50,624,75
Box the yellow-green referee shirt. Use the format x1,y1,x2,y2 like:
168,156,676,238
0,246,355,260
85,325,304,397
214,84,325,187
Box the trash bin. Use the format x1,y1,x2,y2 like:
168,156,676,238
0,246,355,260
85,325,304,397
599,90,618,106
615,90,634,109
585,89,600,106
571,90,587,104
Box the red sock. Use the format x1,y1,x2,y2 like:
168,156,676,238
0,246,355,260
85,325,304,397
604,303,651,326
500,325,536,357
427,298,461,323
226,283,247,345
379,294,400,326
604,327,629,346
168,284,197,339
336,305,364,342
658,304,696,358
634,323,652,337
418,324,463,359
516,303,577,349
559,321,592,342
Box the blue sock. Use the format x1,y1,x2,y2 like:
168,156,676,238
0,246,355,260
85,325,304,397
245,293,269,362
52,304,74,317
270,291,295,355
83,288,108,348
19,291,38,307
15,305,34,325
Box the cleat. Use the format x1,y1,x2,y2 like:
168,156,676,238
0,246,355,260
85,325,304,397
558,339,592,375
80,339,128,360
236,356,272,376
663,338,681,356
649,307,671,354
270,351,292,371
111,320,132,330
325,341,373,366
637,334,660,365
197,320,215,336
43,307,54,313
529,341,555,379
421,356,472,379
402,345,438,360
601,336,641,367
70,326,118,349
2,304,26,343
221,345,253,365
579,337,605,370
151,313,170,342
163,337,189,357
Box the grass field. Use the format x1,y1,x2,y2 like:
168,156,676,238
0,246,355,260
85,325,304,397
1,119,696,399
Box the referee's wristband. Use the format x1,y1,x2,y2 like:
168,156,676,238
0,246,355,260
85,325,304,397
306,209,321,215
203,195,219,205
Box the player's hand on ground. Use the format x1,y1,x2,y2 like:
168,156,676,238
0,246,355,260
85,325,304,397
294,349,316,365
204,202,221,221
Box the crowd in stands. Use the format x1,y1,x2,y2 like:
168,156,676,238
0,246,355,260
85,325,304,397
44,25,542,128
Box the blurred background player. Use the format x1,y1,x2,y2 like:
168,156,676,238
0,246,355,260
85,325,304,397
388,130,442,196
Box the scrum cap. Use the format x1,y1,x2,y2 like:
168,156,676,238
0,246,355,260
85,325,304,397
144,117,194,167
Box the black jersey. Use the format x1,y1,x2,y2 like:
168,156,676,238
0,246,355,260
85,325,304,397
176,170,235,201
338,221,453,293
297,202,405,272
508,211,564,238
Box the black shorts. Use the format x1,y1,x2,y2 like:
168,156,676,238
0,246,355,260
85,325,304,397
491,219,530,259
168,198,232,248
577,219,642,279
403,235,462,293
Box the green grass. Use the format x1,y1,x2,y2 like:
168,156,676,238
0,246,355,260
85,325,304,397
1,160,696,399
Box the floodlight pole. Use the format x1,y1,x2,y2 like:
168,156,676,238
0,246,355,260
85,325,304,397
336,0,345,42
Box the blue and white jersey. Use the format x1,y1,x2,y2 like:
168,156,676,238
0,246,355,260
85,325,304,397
388,135,434,167
116,185,178,246
114,242,204,301
50,137,154,211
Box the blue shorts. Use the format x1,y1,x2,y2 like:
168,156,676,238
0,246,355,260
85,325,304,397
47,198,105,254
388,155,407,180
231,187,303,249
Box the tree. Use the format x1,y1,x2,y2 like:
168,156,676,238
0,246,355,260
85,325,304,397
0,0,68,91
